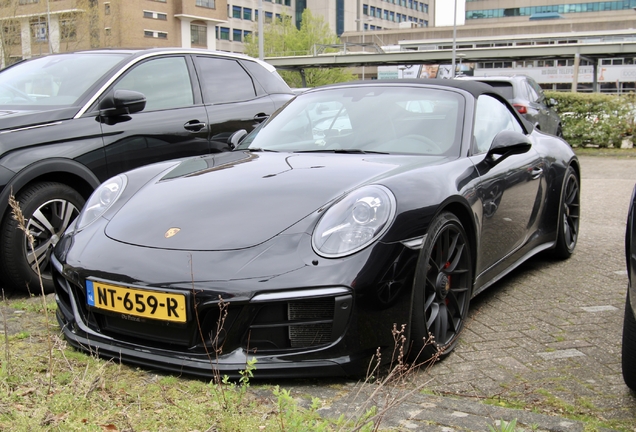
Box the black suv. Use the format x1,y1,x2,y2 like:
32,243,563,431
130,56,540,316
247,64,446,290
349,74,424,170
458,75,562,137
0,48,294,292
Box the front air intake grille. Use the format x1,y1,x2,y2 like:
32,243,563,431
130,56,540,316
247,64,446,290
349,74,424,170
289,323,332,348
288,298,334,348
246,292,352,352
288,298,333,320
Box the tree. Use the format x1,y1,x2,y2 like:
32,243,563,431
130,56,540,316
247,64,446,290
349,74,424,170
244,10,356,88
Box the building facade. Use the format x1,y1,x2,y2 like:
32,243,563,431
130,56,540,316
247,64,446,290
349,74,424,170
221,0,434,54
340,1,636,92
464,0,636,22
0,0,435,63
0,0,227,67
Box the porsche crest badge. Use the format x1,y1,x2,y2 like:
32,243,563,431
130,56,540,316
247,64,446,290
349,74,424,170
165,228,181,238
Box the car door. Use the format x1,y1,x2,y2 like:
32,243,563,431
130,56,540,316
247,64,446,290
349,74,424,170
471,95,546,281
97,55,211,176
192,55,277,151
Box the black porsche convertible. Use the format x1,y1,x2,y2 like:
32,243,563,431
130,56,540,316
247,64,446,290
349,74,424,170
52,80,580,378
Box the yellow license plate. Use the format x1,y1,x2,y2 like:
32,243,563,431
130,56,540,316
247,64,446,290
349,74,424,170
86,280,187,323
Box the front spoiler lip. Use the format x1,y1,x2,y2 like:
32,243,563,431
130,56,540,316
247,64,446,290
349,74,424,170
52,253,358,378
56,311,351,378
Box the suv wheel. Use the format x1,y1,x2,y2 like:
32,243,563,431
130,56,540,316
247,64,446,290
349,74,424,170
0,182,84,293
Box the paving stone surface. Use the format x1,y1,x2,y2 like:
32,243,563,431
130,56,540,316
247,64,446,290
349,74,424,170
285,156,636,431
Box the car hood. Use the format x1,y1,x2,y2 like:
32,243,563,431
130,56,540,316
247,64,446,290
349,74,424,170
0,106,78,130
105,151,446,251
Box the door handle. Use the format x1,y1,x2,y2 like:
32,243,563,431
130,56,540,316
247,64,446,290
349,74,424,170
253,113,269,123
184,120,206,132
531,167,543,179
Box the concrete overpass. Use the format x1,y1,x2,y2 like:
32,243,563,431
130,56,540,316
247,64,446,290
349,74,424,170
264,40,636,70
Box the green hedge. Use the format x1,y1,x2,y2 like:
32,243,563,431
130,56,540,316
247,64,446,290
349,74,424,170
545,91,636,148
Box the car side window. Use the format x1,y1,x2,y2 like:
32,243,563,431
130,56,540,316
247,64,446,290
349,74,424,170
525,82,539,103
195,56,257,104
113,57,194,111
473,95,523,154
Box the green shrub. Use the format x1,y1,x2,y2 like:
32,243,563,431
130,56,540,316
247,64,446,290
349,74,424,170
545,91,635,148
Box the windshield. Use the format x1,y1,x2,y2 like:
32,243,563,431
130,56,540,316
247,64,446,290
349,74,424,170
0,53,129,108
237,85,464,156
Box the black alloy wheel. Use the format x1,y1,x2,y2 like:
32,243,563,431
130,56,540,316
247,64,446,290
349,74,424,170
552,166,580,259
0,182,84,293
410,212,473,362
622,290,636,391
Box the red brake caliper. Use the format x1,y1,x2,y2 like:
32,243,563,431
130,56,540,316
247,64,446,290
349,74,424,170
444,261,451,305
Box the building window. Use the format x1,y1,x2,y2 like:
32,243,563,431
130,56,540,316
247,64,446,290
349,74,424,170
196,0,215,8
285,0,291,5
30,18,47,42
233,29,242,41
243,8,252,20
363,4,368,15
191,24,207,45
3,21,20,46
265,11,273,23
104,2,110,15
244,30,252,39
219,27,230,40
144,30,168,39
143,11,167,20
19,0,38,4
105,27,111,36
60,15,76,41
232,6,241,18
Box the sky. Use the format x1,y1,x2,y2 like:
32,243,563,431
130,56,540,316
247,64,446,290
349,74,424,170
435,0,466,27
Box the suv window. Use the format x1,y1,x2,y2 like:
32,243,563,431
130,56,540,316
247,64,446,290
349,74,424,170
474,95,523,154
485,82,514,100
240,59,291,95
113,56,194,111
195,56,257,104
526,78,545,102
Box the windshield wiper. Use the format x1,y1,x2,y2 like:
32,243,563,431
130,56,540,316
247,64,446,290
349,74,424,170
293,149,389,154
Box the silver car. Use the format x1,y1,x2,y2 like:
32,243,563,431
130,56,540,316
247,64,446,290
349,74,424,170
458,75,562,137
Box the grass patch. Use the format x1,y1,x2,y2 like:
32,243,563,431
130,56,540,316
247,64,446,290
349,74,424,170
573,147,636,157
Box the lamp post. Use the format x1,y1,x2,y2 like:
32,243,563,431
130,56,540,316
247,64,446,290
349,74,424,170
355,17,372,80
451,0,457,78
258,0,264,60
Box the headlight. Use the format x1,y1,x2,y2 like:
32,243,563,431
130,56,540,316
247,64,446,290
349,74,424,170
75,174,127,231
312,185,396,258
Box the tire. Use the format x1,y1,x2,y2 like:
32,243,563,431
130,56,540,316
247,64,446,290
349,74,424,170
551,166,580,259
410,212,473,362
622,290,636,392
0,182,84,293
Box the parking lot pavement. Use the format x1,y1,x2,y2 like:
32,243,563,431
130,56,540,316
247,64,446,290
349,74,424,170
288,155,636,431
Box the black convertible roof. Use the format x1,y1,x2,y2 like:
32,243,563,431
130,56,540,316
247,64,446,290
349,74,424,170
312,78,500,98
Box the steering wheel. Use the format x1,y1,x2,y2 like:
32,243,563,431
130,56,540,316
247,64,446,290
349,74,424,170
401,134,443,154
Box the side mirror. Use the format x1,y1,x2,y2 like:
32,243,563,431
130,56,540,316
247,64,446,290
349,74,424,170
549,98,558,107
99,89,146,117
227,129,248,149
487,130,532,160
